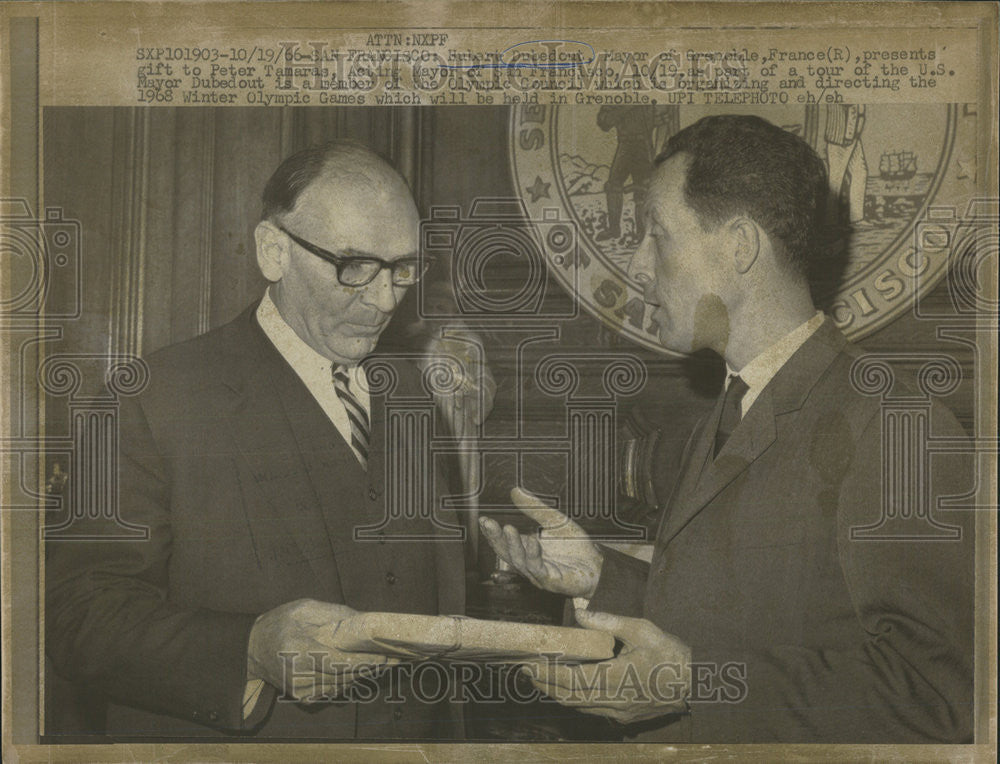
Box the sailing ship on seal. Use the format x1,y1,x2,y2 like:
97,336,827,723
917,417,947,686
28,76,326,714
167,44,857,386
879,149,918,181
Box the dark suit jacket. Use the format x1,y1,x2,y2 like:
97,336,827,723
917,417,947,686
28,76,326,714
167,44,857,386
591,320,975,743
46,304,467,740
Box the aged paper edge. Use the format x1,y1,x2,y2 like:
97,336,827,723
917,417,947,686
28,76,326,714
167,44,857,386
1,1,996,762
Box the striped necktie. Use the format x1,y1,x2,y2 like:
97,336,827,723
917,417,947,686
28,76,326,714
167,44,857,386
332,365,370,469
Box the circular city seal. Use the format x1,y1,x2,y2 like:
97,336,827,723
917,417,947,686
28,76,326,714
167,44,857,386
509,103,977,353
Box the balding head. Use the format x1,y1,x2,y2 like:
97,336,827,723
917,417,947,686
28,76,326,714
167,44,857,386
261,140,413,222
254,141,421,365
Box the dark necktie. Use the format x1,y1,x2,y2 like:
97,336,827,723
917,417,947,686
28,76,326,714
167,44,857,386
332,365,370,469
714,375,749,458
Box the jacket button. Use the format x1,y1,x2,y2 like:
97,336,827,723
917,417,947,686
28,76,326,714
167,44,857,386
385,572,396,585
393,708,403,720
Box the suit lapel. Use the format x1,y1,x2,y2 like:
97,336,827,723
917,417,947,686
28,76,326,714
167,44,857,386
273,351,395,609
221,312,343,595
689,390,726,494
658,390,777,544
363,356,387,497
659,319,847,545
219,311,467,614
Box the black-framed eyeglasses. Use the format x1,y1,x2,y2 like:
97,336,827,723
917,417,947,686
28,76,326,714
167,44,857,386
278,225,431,287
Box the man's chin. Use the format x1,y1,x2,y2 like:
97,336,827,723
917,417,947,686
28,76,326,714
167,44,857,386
655,329,684,354
324,337,379,365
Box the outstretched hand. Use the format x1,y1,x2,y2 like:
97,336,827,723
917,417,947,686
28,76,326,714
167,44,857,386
479,487,604,599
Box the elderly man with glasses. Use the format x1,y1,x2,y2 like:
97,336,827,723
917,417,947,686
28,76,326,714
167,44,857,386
46,141,470,741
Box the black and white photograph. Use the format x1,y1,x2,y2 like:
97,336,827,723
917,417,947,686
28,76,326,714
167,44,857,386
1,2,996,761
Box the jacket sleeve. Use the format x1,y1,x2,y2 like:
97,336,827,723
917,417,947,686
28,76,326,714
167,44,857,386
687,406,976,743
588,547,650,618
589,418,703,619
45,392,265,733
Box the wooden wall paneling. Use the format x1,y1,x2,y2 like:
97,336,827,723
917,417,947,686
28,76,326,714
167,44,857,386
338,106,377,147
293,107,342,150
391,108,416,199
803,104,821,150
169,108,217,347
77,109,118,359
41,108,119,454
207,108,281,328
41,107,121,735
42,109,115,359
368,107,392,158
415,108,436,212
427,106,511,207
297,106,386,151
107,108,150,358
139,109,179,355
279,108,296,160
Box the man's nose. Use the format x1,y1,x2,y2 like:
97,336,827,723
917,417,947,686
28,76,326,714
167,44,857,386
361,268,402,314
628,233,655,293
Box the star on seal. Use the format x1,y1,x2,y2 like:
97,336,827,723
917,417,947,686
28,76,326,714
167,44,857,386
525,176,551,202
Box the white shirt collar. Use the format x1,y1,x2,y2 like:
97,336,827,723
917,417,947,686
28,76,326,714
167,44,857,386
255,289,369,403
726,311,826,417
258,289,334,374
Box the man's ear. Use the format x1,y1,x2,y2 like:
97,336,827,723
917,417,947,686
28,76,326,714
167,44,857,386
729,217,760,275
254,220,288,282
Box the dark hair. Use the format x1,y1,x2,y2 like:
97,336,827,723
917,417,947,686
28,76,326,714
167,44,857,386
657,115,828,276
261,139,400,221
